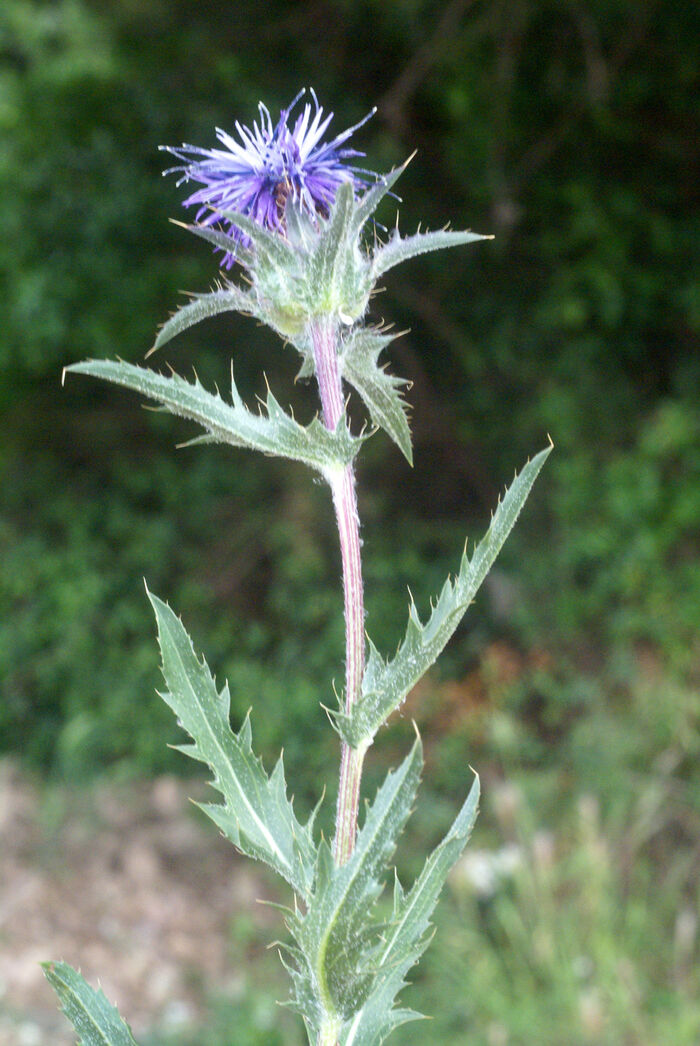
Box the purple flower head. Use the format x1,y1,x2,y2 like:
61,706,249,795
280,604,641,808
162,89,376,269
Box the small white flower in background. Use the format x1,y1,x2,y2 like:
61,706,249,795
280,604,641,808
450,843,523,898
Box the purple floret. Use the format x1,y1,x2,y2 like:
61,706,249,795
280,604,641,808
162,89,375,268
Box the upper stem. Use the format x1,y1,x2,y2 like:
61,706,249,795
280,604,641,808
310,316,367,869
312,316,346,431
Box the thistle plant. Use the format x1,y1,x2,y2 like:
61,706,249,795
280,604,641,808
45,89,549,1046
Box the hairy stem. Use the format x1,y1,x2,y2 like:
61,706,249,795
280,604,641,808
310,317,367,871
317,1014,342,1046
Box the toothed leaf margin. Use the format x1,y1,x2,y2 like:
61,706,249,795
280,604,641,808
341,328,413,463
43,962,139,1046
285,740,423,1038
340,774,480,1045
148,589,318,900
65,359,363,476
333,446,552,746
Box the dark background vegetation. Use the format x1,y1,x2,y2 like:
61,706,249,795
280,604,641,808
1,0,698,1042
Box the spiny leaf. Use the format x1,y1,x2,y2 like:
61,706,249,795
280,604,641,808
284,195,318,252
340,775,480,1045
43,962,138,1046
148,590,318,900
341,328,412,463
350,160,411,238
372,228,492,278
170,220,253,269
342,1006,423,1046
308,180,357,308
65,359,363,475
335,445,551,746
287,740,423,1032
387,774,479,961
201,205,297,269
151,283,256,354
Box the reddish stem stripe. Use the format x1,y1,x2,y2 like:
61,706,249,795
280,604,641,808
310,318,366,868
313,317,345,430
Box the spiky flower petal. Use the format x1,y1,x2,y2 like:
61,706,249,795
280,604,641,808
162,88,375,268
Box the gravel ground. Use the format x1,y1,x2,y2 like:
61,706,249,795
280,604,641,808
0,760,275,1045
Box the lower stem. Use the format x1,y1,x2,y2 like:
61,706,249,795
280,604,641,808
310,317,367,868
328,467,367,867
333,709,368,866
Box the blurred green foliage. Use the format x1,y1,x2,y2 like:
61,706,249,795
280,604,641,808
2,0,697,776
0,0,698,1039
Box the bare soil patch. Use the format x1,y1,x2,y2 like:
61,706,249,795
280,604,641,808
0,760,276,1044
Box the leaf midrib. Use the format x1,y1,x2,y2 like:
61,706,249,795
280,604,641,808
163,627,289,871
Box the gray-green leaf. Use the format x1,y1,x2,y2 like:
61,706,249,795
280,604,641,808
287,740,423,1033
373,228,492,278
151,283,256,354
43,962,138,1046
170,219,254,270
341,329,412,463
65,359,362,475
203,205,297,270
308,180,356,307
336,445,551,746
350,160,411,239
148,590,318,900
341,775,480,1045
